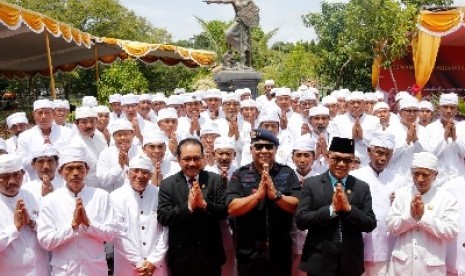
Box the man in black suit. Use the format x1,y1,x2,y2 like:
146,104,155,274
157,138,227,276
295,137,377,276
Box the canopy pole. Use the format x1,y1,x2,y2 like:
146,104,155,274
45,32,56,99
94,45,100,81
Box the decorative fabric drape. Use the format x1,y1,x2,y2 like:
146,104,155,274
372,8,465,91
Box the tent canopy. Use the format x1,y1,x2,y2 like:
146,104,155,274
0,1,216,80
375,7,465,95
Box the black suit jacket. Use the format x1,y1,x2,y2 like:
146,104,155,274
295,172,377,276
157,170,228,271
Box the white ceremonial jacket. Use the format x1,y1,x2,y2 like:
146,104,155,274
327,113,382,166
71,132,108,188
17,124,73,179
443,176,465,276
350,166,407,262
6,135,18,154
386,185,459,276
111,184,168,276
0,189,50,276
97,145,141,192
37,186,116,276
423,120,465,186
22,177,65,204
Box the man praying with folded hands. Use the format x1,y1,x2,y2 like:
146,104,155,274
295,137,377,276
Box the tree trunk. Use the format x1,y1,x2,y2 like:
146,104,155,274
336,58,351,88
388,65,398,92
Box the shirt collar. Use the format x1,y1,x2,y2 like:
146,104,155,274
328,171,347,187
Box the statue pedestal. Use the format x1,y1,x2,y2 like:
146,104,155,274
213,69,262,98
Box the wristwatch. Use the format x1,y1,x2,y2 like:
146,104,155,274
272,191,283,202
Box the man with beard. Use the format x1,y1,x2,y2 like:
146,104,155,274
157,138,228,276
37,146,117,276
17,99,73,180
142,131,180,186
387,152,458,276
308,106,331,174
295,137,377,276
111,156,169,276
97,119,141,192
227,128,301,276
350,132,407,276
22,144,64,202
328,91,382,166
0,154,50,276
5,112,29,154
71,107,108,187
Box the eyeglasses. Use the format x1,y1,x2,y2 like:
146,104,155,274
330,156,353,164
402,109,418,114
253,143,274,151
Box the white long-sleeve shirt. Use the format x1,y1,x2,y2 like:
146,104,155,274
423,120,465,186
0,189,50,276
6,135,18,154
387,185,459,276
37,186,116,276
22,177,65,204
97,145,141,192
111,184,168,276
443,176,465,276
350,166,407,262
16,124,73,179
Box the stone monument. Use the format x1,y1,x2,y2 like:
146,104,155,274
204,0,262,98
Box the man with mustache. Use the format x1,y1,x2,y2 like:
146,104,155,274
37,146,117,276
71,107,108,188
22,144,64,202
295,137,377,276
350,132,408,276
0,154,50,275
5,112,29,154
157,138,227,276
227,128,301,276
97,119,142,192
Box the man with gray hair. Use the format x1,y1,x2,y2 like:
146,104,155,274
387,152,458,276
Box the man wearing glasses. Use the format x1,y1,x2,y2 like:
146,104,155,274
157,138,228,276
227,128,301,276
295,137,377,276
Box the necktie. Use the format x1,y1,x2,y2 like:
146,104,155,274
335,181,343,243
188,178,195,189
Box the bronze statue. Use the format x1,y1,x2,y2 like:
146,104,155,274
204,0,259,69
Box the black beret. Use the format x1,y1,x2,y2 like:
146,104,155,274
251,128,280,147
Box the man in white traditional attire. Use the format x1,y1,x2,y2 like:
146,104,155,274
37,145,117,276
111,155,168,276
121,93,158,145
386,152,458,276
109,93,123,122
0,138,7,155
177,92,206,140
256,79,276,106
22,144,64,203
288,92,317,139
53,99,72,128
0,154,50,276
151,93,167,116
418,101,435,127
17,99,73,179
350,131,407,276
71,106,108,187
328,91,382,166
142,131,180,186
138,94,158,124
201,88,225,122
5,111,29,154
387,96,426,176
423,93,465,186
306,105,331,175
442,175,465,276
95,105,112,145
97,119,141,192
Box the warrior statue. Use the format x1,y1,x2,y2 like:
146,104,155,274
204,0,260,69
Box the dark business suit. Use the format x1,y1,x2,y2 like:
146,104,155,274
295,171,377,276
157,170,228,276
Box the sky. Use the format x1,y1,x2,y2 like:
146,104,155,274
120,0,465,44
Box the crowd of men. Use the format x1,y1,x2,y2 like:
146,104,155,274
0,79,464,276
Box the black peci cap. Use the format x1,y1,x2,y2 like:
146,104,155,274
329,137,354,154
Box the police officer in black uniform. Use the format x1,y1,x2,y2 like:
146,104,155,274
226,128,301,276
